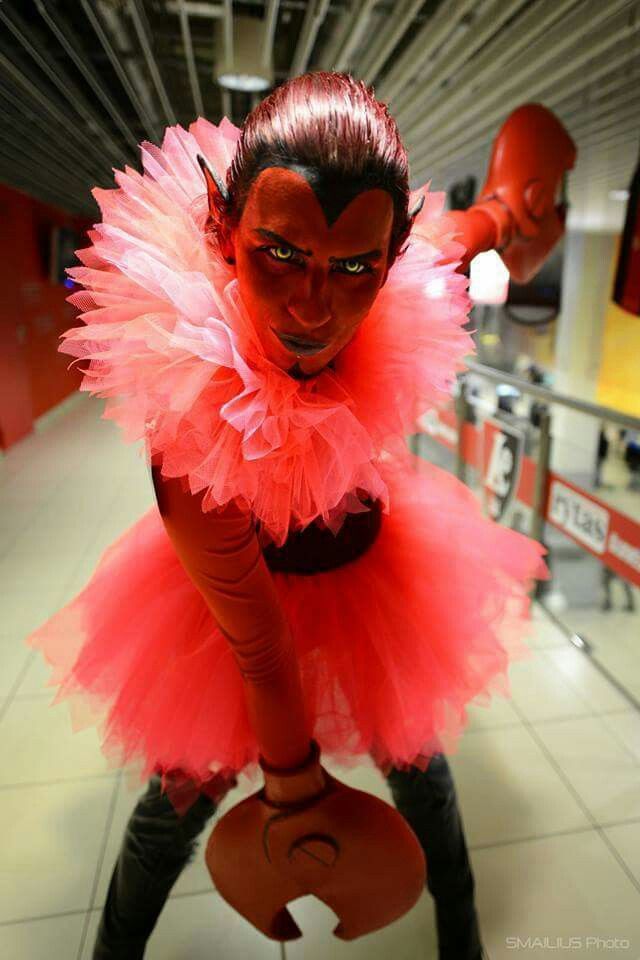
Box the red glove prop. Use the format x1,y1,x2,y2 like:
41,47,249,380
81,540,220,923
448,103,576,283
206,742,426,941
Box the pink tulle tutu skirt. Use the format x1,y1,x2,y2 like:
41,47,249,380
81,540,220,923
26,458,546,798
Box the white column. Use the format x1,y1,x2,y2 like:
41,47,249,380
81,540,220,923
551,230,616,478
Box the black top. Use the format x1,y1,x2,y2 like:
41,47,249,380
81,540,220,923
263,357,381,574
262,499,382,575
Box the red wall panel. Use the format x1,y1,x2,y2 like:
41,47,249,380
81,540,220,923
0,183,90,449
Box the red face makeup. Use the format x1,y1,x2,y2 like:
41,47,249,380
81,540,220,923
230,167,394,375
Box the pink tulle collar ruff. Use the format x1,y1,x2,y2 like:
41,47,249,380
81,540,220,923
62,118,473,545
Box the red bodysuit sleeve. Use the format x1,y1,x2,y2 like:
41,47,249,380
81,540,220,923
152,464,427,941
151,464,311,771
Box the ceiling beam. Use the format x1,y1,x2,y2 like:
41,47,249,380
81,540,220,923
400,0,576,148
0,90,111,186
0,141,93,212
0,5,129,166
262,0,281,72
376,0,478,104
395,0,528,129
358,0,424,86
34,0,140,151
290,0,331,77
410,2,639,180
0,161,92,214
177,0,205,118
320,0,378,74
0,53,118,178
81,0,160,141
128,0,177,125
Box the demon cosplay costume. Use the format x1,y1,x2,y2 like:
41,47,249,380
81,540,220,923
28,115,544,785
25,74,552,958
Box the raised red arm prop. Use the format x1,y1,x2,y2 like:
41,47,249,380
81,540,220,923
152,466,425,941
447,103,576,282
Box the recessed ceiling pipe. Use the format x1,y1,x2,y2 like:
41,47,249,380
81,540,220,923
0,6,129,166
575,132,639,168
0,126,104,197
0,161,91,213
400,0,575,146
426,127,638,202
0,52,121,177
358,0,424,86
177,0,205,117
34,0,140,151
412,49,639,186
0,142,93,211
571,153,637,189
555,62,640,111
81,0,160,141
325,0,378,74
128,0,177,125
376,0,478,105
579,122,640,154
289,0,331,77
410,0,637,168
571,154,637,188
0,98,112,189
0,144,102,202
547,78,640,132
262,0,281,73
410,2,639,180
0,78,109,183
395,0,528,130
315,2,353,72
567,99,640,145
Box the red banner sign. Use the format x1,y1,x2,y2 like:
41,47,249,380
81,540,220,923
420,405,640,588
545,475,640,589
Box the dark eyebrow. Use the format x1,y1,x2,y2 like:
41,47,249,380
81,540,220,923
255,229,312,257
329,249,382,262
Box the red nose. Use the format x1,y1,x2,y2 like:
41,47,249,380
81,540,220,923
287,302,332,333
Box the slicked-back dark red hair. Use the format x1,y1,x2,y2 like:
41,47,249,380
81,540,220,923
214,72,411,265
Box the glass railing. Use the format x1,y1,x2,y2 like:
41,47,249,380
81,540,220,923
411,362,640,708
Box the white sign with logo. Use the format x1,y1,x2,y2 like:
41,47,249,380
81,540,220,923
484,419,524,521
548,480,610,554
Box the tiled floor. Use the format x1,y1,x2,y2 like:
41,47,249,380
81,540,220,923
2,394,640,959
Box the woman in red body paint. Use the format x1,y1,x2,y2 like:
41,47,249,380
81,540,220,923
26,73,555,960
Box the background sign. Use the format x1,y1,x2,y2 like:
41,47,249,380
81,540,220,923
483,418,525,521
419,400,640,588
545,476,640,589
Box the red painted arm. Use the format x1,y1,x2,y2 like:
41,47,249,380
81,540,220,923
151,463,426,941
151,463,310,771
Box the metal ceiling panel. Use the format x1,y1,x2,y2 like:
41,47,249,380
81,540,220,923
0,0,636,229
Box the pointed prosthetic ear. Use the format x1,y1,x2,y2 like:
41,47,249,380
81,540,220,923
197,154,235,264
197,153,229,208
409,194,425,221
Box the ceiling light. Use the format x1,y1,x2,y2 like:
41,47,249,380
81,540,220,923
216,16,273,93
217,72,270,92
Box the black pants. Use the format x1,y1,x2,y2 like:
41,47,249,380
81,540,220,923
94,755,482,960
